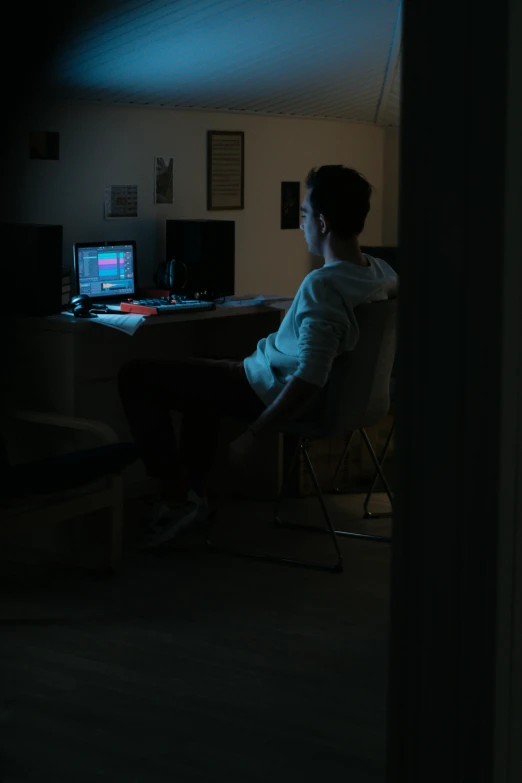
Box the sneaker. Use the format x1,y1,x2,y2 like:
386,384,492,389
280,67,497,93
142,490,211,549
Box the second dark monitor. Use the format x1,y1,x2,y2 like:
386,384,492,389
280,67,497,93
360,245,399,274
165,219,235,299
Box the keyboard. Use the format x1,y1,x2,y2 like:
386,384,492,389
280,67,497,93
120,297,216,316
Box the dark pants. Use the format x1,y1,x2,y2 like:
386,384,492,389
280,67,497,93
118,357,266,483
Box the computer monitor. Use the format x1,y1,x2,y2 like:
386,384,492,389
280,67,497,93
73,240,137,301
165,219,235,298
360,245,399,274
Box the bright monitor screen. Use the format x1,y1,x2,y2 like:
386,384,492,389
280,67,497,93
73,240,137,299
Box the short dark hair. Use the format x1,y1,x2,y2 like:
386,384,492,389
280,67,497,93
305,165,373,238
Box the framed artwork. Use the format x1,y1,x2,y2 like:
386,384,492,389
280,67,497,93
281,181,301,229
154,156,174,204
29,131,59,160
207,130,244,210
104,185,138,219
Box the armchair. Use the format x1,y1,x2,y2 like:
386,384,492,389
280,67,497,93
1,410,138,570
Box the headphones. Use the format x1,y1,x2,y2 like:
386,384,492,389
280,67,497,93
68,294,108,318
154,259,188,292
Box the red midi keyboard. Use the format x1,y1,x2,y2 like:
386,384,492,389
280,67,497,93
120,297,215,316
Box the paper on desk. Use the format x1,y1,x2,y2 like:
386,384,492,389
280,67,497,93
62,311,145,335
257,295,294,303
94,313,145,335
220,294,294,307
217,297,265,307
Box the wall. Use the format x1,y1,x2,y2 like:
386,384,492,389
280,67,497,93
5,102,385,296
382,126,400,246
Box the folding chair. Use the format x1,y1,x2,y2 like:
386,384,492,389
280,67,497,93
332,381,395,520
207,298,397,573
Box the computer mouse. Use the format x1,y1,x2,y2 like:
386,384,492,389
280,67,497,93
74,306,98,318
69,294,97,318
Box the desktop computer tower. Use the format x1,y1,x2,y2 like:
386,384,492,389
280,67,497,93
165,219,235,299
3,223,63,316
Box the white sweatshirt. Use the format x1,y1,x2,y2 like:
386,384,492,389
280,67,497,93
243,255,398,407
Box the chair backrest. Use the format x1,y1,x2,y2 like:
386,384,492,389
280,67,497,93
286,298,397,438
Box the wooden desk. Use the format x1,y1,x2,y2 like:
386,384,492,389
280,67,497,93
6,302,287,499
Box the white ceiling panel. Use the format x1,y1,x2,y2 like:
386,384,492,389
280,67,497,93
47,0,402,124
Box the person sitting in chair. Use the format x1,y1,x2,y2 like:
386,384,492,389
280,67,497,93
118,165,398,548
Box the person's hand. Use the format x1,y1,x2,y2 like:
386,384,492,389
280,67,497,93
228,429,259,470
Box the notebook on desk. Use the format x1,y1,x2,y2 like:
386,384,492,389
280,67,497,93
73,240,138,303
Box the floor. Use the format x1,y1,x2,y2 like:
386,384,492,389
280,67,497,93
0,491,392,783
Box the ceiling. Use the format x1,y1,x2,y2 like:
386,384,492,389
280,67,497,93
46,0,402,125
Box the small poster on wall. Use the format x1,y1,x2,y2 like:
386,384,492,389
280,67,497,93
104,185,138,219
281,181,301,229
29,131,60,160
154,157,174,204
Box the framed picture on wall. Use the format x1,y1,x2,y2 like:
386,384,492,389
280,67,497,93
207,131,244,210
154,156,174,204
104,185,138,219
281,181,301,229
29,131,59,160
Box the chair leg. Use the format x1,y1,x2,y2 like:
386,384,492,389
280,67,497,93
206,439,344,573
363,422,395,519
277,431,392,544
331,431,356,491
339,430,392,541
272,436,303,525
